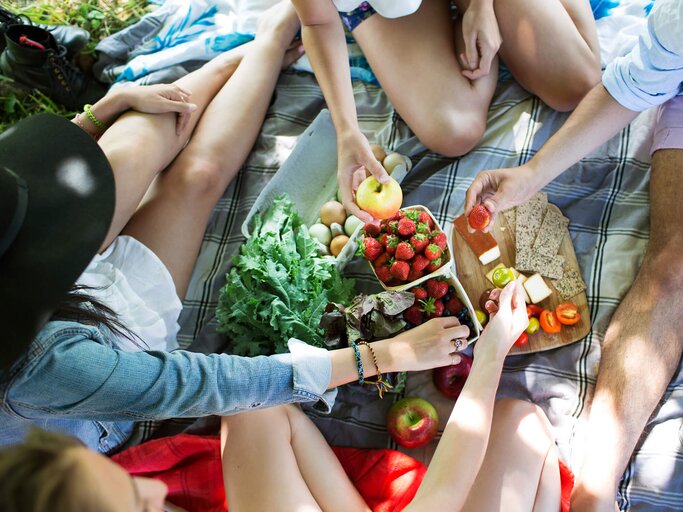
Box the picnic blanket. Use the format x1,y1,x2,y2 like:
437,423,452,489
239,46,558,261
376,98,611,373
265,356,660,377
100,1,682,511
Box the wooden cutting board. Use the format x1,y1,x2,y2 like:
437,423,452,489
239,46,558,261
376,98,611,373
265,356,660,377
452,214,590,355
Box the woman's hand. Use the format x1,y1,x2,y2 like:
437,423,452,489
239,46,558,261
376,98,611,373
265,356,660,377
474,281,528,361
460,2,501,80
337,129,391,224
118,84,198,135
378,317,471,373
464,165,541,231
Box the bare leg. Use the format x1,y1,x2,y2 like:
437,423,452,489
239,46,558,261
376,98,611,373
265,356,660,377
460,398,561,511
570,148,683,511
98,44,250,250
352,0,498,157
120,2,302,298
221,405,369,512
453,0,600,112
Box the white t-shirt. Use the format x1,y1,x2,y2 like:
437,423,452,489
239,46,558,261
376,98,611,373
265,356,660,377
333,0,422,19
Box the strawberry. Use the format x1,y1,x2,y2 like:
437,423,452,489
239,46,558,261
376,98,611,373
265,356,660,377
403,209,420,222
416,222,431,235
426,257,443,273
407,267,424,282
424,244,442,261
409,233,428,253
375,265,392,283
373,252,391,269
403,305,424,325
387,220,399,234
421,297,445,319
445,296,465,315
468,204,491,232
418,211,434,229
426,279,449,299
364,223,381,237
397,217,416,237
412,286,428,301
385,235,399,255
412,254,429,271
429,231,448,250
359,237,383,261
390,260,410,281
395,241,415,261
391,210,405,222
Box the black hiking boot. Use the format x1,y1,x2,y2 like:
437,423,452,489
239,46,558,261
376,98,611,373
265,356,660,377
0,7,89,59
0,25,105,110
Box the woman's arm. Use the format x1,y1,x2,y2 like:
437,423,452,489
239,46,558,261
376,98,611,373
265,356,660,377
405,282,528,511
8,318,468,422
292,0,389,223
72,84,198,137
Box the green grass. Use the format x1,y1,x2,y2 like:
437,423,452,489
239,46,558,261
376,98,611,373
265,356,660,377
0,0,151,130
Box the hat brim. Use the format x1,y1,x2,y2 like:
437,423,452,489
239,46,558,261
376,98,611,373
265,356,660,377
0,114,115,369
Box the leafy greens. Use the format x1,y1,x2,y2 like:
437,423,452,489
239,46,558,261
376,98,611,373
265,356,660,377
216,195,355,356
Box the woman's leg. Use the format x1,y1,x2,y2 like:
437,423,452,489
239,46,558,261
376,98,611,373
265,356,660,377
351,0,498,157
221,405,370,512
98,44,251,250
456,0,601,112
460,398,562,511
119,2,302,299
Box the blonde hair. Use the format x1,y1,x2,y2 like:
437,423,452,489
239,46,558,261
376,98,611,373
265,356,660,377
0,429,112,512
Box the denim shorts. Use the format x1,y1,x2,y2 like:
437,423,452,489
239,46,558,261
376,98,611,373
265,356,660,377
339,1,376,32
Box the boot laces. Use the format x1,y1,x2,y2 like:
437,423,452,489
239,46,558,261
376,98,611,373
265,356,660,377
48,45,83,92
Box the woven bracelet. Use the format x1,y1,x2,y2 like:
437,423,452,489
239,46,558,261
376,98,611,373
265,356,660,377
83,103,108,130
357,341,394,399
351,341,364,385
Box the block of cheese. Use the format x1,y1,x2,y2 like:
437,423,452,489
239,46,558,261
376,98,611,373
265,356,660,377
453,214,500,265
485,263,506,284
516,273,532,303
523,273,552,304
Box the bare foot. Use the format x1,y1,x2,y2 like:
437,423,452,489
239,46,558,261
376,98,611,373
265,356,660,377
256,1,301,50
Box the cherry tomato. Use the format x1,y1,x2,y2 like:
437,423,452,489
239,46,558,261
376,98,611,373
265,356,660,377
479,288,494,311
492,267,515,288
526,305,543,318
539,310,561,334
525,317,540,335
555,301,581,325
475,309,488,326
514,332,529,346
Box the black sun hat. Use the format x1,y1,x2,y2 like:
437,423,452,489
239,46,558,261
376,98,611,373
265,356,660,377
0,114,115,370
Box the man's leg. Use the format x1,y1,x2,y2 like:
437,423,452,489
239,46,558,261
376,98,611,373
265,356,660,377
571,98,683,511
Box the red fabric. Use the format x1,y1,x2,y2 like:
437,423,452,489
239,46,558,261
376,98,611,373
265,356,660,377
559,459,575,512
113,434,575,512
112,435,425,512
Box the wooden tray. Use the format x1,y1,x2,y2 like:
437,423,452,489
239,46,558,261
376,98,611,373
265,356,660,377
451,214,590,355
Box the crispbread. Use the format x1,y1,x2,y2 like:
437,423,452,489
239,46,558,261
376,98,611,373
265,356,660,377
516,248,565,280
533,204,569,258
551,267,586,300
515,193,547,251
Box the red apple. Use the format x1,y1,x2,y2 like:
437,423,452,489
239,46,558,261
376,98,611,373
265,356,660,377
433,354,473,401
355,176,403,220
386,397,439,448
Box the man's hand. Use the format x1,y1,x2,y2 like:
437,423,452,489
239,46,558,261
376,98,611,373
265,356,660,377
464,165,541,231
460,2,501,80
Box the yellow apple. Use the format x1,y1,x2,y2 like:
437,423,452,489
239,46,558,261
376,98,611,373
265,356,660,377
355,176,403,220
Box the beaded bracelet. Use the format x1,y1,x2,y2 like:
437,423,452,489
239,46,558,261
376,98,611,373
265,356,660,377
351,341,364,385
83,103,108,130
357,341,394,398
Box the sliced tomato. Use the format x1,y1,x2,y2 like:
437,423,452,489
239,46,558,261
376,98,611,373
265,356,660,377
556,301,581,325
526,305,543,318
540,310,561,334
514,332,529,347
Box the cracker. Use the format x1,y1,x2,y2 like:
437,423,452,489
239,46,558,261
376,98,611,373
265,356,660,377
551,268,586,300
515,194,547,251
533,204,569,258
516,249,565,280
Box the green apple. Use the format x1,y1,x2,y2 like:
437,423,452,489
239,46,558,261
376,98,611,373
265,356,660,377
355,176,403,220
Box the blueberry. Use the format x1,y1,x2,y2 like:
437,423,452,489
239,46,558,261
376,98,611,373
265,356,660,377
444,309,451,316
442,292,452,302
448,286,455,294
